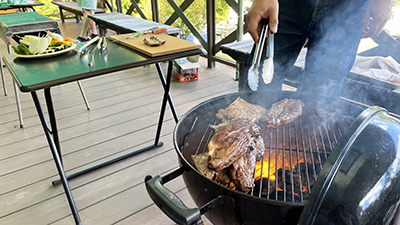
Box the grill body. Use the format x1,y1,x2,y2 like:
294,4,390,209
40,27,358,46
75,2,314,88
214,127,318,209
145,91,400,225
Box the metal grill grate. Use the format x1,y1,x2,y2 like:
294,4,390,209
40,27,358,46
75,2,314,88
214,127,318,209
186,114,344,203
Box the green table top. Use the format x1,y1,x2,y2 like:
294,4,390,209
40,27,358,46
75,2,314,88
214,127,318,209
3,39,202,92
0,1,44,10
0,11,50,27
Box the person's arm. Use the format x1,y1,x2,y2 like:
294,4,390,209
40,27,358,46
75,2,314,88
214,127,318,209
361,0,392,38
246,0,279,43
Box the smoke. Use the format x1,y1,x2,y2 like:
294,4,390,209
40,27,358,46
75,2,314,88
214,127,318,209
254,0,372,99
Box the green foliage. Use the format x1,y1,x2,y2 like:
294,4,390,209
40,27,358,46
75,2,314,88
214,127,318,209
34,0,230,39
35,0,60,19
122,0,230,39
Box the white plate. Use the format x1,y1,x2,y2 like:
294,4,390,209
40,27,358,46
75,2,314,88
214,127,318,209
11,44,76,59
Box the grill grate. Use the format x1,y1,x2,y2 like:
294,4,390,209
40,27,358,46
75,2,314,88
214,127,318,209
186,114,344,203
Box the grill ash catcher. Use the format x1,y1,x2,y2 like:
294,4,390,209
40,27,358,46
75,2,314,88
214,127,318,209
145,91,400,225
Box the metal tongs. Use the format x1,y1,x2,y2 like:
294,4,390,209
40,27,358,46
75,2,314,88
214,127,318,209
97,36,107,52
78,36,100,55
247,19,268,91
261,28,274,84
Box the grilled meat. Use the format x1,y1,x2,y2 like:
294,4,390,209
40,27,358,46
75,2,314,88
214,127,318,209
262,99,304,127
208,119,262,171
216,97,267,123
191,154,231,184
229,144,258,193
191,153,216,180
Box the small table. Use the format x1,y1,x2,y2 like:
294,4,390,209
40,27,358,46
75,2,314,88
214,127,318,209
0,1,44,12
3,40,202,225
89,12,182,37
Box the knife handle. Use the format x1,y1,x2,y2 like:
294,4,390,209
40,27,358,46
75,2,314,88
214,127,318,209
151,28,167,34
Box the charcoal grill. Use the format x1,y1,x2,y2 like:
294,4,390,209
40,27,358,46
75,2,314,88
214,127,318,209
145,91,400,225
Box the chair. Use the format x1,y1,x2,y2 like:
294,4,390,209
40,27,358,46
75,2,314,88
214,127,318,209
0,12,90,127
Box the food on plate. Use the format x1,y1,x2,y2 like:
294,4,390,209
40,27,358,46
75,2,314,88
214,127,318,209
215,97,267,123
143,36,166,46
12,32,74,55
262,99,304,127
12,44,30,55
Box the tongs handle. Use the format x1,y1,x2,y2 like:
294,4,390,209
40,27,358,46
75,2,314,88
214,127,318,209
267,29,274,59
78,36,100,54
252,19,268,70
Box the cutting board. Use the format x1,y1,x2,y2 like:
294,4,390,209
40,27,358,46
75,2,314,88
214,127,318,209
109,33,201,57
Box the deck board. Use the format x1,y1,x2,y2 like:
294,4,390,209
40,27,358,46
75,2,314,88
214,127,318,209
0,20,237,224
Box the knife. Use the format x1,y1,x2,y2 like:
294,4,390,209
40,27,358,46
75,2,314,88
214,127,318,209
112,28,168,43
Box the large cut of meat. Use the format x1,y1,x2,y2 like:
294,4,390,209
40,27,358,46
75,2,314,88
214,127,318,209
229,149,257,193
191,153,231,184
216,97,267,123
191,153,216,180
262,99,304,127
207,118,263,171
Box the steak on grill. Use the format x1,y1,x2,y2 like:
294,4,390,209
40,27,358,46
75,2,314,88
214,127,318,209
191,153,215,179
208,119,263,171
262,99,305,127
216,97,267,123
229,148,257,193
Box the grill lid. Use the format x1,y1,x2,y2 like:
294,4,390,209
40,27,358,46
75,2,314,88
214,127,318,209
298,106,400,225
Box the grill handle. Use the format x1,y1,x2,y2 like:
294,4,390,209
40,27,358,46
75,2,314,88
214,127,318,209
145,167,235,225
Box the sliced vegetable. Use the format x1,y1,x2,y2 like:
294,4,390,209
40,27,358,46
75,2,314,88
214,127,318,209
21,35,40,46
47,31,64,41
12,46,23,54
29,38,41,54
18,44,30,55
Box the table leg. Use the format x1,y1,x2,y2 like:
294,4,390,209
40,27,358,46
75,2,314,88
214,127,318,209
1,53,6,96
31,91,82,225
44,88,62,164
154,61,173,145
155,62,178,123
13,80,23,128
51,63,177,185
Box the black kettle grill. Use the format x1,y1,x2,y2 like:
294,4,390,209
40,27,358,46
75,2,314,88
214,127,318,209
145,91,400,225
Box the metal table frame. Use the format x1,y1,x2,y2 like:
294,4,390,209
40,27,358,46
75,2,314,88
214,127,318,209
3,40,201,225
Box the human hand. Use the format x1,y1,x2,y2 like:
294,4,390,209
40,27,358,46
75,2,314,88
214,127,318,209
361,0,392,38
246,0,279,43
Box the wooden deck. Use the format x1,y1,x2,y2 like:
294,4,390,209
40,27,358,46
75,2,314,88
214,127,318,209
0,20,237,224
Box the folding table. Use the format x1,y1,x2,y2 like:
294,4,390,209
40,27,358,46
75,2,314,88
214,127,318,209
3,39,202,224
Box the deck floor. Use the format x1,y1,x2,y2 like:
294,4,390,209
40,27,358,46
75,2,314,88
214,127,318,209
0,19,237,224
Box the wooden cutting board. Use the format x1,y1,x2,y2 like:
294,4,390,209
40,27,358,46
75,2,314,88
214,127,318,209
109,33,201,57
